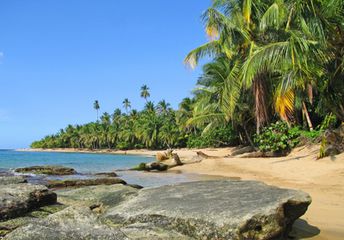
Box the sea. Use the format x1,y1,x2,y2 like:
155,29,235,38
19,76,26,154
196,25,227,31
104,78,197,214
0,149,215,187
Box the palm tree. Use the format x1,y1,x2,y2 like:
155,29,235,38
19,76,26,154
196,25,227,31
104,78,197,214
157,100,171,115
122,98,131,113
93,100,100,122
140,85,150,102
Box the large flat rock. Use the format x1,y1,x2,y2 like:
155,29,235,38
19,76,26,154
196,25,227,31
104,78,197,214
3,206,128,240
105,180,311,239
15,165,76,175
2,180,312,240
0,183,57,220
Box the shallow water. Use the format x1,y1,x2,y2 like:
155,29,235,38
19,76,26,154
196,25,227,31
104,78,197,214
0,150,222,187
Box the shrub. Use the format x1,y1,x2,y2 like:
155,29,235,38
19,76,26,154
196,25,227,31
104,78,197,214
187,125,238,148
254,121,300,154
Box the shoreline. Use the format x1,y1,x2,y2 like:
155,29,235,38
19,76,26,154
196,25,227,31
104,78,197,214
16,146,344,239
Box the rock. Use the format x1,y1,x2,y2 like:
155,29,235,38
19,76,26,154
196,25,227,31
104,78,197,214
94,172,118,177
130,162,147,171
131,162,168,171
15,165,76,175
56,184,139,208
126,184,144,189
156,152,168,161
3,206,128,240
0,184,57,220
0,176,27,185
46,177,126,189
105,180,311,240
145,162,168,171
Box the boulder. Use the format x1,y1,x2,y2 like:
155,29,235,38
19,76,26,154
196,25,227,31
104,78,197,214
131,162,168,171
105,180,311,240
0,176,27,185
3,206,128,240
15,166,76,175
56,184,139,208
145,162,168,171
156,152,168,161
46,177,126,189
0,184,57,220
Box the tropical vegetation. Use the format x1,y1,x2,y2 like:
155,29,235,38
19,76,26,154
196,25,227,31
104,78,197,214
32,0,343,152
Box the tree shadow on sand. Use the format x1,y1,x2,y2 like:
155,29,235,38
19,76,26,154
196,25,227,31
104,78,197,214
289,219,321,239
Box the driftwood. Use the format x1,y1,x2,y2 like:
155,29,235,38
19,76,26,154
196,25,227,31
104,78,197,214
172,153,183,166
230,146,256,156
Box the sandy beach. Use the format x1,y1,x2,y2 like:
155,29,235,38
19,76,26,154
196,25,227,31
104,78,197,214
19,146,344,239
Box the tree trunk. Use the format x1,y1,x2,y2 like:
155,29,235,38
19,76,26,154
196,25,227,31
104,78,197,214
253,75,269,134
302,102,313,131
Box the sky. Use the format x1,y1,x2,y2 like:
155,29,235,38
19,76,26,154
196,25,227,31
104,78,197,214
0,0,211,148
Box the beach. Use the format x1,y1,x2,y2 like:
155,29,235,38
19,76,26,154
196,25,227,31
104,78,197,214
21,146,344,239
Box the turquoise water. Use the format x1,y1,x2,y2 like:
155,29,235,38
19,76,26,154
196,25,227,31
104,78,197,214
0,150,152,173
0,150,211,187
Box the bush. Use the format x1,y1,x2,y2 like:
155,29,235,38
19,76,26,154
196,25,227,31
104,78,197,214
187,125,238,148
254,121,300,154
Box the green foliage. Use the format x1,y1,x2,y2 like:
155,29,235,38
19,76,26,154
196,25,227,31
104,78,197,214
319,113,338,131
187,125,238,148
254,121,300,153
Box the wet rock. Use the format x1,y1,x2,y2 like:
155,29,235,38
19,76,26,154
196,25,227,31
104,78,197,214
0,184,57,220
0,176,27,185
3,206,128,240
94,172,118,177
131,162,168,171
105,180,311,240
15,166,76,175
46,177,126,189
56,184,138,208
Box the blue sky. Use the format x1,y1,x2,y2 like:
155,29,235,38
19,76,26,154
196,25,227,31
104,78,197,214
0,0,211,148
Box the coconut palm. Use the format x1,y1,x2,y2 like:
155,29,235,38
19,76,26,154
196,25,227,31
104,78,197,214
140,85,150,102
122,98,131,113
93,100,100,122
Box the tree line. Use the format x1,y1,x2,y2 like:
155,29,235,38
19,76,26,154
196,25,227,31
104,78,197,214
32,0,343,151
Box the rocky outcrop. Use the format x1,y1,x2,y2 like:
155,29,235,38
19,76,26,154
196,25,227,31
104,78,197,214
2,180,312,240
94,172,118,177
3,206,128,240
15,166,76,175
105,180,311,240
46,177,126,189
0,183,57,220
56,184,139,208
0,176,27,185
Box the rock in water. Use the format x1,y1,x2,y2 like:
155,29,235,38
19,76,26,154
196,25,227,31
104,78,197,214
15,165,76,175
0,176,27,185
0,184,57,220
105,180,311,240
46,177,126,188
